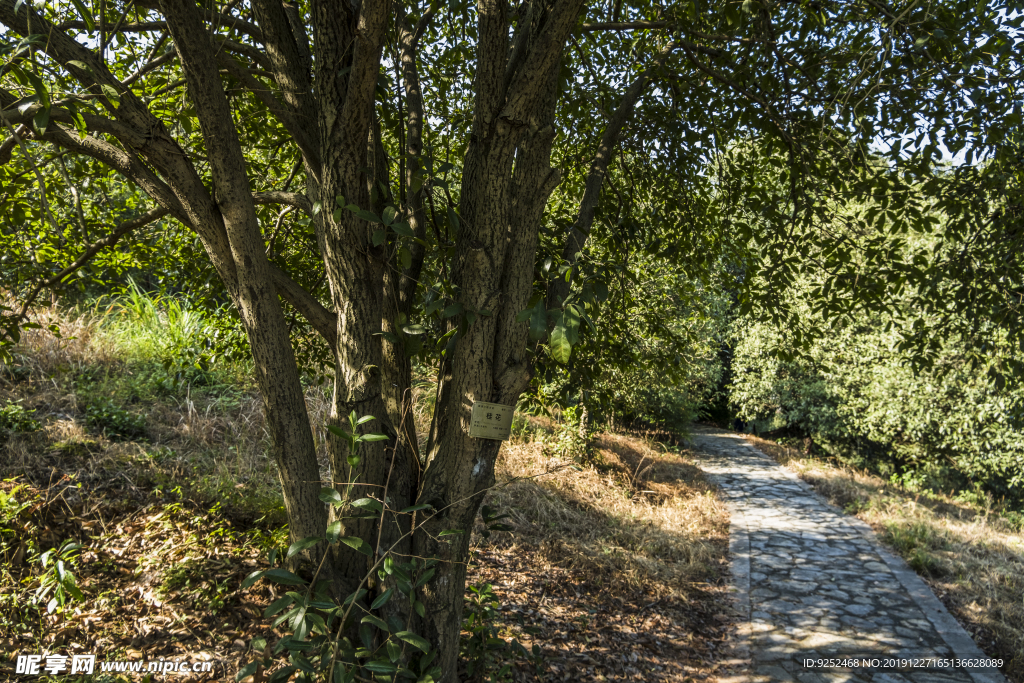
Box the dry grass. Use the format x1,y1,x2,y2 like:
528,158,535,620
2,308,288,520
486,432,727,590
3,306,739,681
458,428,736,681
745,434,1024,683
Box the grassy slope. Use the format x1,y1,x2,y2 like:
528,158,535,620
1,309,735,682
744,434,1024,683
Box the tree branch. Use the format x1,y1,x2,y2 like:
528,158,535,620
123,46,176,87
252,190,312,215
579,21,668,32
0,122,27,165
251,0,315,123
677,41,793,148
17,207,170,320
501,0,586,124
547,41,679,309
268,264,338,348
217,54,322,174
58,9,264,43
1,91,150,148
398,4,432,309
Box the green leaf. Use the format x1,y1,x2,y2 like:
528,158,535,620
563,305,581,344
529,301,547,341
382,206,398,225
339,536,372,556
326,520,343,544
364,660,398,674
287,536,323,558
264,595,294,618
438,529,463,537
413,600,426,618
358,433,390,443
371,587,394,609
267,665,297,683
69,0,95,31
372,229,386,246
549,324,572,364
442,303,463,318
391,221,414,237
326,424,353,440
236,662,258,682
351,497,384,513
356,209,381,224
400,503,432,513
390,564,412,584
240,570,265,590
414,568,435,588
21,71,50,110
342,588,368,606
395,631,431,653
100,84,120,108
263,568,306,585
319,487,344,505
361,614,390,631
32,106,49,135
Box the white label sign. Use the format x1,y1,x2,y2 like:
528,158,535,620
468,401,515,440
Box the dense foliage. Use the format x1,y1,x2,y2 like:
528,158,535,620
728,177,1024,502
732,308,1024,499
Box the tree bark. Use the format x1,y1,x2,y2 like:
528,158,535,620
159,0,327,552
410,2,582,676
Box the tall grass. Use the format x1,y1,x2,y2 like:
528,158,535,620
95,281,211,361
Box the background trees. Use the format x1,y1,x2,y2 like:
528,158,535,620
2,0,1021,678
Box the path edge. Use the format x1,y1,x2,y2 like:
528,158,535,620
707,475,753,682
735,438,1008,683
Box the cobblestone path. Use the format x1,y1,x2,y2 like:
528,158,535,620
689,428,1006,683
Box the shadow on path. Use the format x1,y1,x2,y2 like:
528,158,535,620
689,427,1006,683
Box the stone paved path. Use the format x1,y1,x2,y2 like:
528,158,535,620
689,428,1006,683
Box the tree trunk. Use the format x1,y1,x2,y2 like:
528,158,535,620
159,0,327,551
411,30,569,676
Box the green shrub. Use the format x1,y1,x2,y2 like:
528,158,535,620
730,311,1024,505
0,482,33,528
0,399,41,433
32,541,84,614
85,399,146,440
549,405,592,463
461,583,542,682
